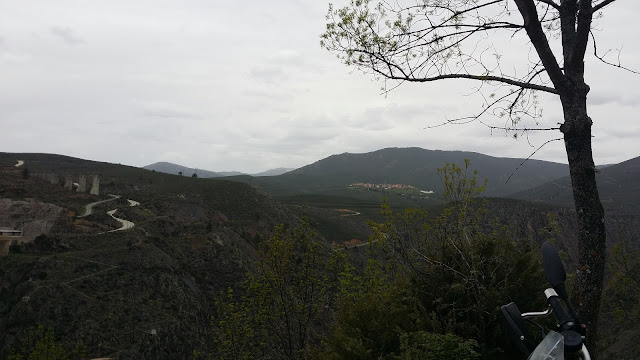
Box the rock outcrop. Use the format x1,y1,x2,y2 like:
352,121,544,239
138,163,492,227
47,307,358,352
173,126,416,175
0,199,63,242
90,174,99,196
77,175,86,193
48,173,59,185
64,176,73,190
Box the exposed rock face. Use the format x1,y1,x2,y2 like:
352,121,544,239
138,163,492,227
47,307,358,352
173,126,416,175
0,199,63,242
48,173,59,185
77,175,86,192
64,176,73,190
0,240,10,256
90,174,99,196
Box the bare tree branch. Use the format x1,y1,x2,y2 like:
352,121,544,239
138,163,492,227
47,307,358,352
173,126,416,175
514,0,567,89
593,0,618,12
571,0,593,70
506,137,564,183
590,31,640,75
381,71,558,94
536,0,561,10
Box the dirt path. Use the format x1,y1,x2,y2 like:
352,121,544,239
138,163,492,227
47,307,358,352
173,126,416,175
80,195,140,231
15,160,24,167
128,199,140,207
341,211,361,217
107,209,134,231
80,194,120,217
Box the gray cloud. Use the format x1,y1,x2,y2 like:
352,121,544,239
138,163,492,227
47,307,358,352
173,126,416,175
241,88,293,101
50,26,85,45
141,102,201,120
0,1,638,173
249,66,288,84
589,93,640,107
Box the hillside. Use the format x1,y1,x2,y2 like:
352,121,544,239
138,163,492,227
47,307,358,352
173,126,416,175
225,147,569,198
252,167,295,176
510,155,640,215
0,153,298,359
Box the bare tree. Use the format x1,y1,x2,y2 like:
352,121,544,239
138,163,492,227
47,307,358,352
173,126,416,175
321,0,629,346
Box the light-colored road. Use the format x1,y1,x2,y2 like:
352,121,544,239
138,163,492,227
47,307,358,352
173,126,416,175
80,194,120,217
15,160,24,167
128,199,140,207
341,211,361,217
107,209,134,231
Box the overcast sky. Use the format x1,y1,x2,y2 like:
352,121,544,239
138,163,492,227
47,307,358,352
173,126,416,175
1,1,639,173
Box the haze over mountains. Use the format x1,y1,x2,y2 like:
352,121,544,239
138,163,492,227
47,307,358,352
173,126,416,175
143,162,294,178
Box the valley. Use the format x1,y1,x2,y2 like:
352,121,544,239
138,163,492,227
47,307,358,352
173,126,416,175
0,148,639,359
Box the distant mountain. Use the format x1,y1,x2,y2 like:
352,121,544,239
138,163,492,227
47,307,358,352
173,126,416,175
143,162,243,178
225,147,570,198
143,162,293,178
510,155,640,215
252,167,295,176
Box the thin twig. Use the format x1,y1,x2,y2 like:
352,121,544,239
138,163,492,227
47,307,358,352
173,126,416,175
591,31,640,75
506,137,564,183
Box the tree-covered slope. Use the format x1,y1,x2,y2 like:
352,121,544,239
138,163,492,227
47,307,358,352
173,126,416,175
509,155,640,215
226,147,569,197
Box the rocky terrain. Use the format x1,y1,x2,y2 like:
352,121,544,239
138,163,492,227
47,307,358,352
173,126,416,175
0,199,63,241
0,153,298,359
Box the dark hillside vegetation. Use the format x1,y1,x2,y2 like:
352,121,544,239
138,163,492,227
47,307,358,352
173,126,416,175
0,152,297,359
510,155,640,216
209,162,551,360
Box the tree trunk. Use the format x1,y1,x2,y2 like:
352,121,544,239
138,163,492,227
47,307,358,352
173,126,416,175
560,86,607,347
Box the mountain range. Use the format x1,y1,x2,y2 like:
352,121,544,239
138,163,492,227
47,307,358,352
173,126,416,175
222,147,572,198
143,162,294,178
511,155,640,215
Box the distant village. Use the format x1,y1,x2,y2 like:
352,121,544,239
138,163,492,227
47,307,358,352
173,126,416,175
349,182,416,190
349,182,436,197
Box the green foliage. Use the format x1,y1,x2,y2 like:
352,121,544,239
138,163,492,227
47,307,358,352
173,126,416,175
22,167,30,179
438,160,487,206
320,160,545,359
8,326,86,360
213,218,343,360
318,259,420,359
600,242,640,358
395,331,480,360
605,243,640,325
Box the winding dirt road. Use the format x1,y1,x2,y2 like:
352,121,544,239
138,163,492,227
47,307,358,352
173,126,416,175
80,194,120,217
79,195,141,232
15,160,24,167
106,209,134,232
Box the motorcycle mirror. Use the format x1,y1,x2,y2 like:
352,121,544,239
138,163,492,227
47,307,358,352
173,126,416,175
542,242,568,300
